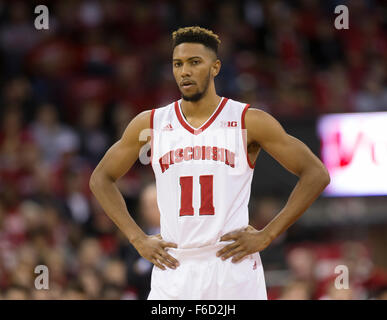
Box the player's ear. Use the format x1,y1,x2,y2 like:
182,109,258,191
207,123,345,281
211,59,221,77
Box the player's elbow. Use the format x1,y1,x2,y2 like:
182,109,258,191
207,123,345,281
301,162,330,189
321,168,331,187
314,165,331,189
89,170,100,193
89,167,109,193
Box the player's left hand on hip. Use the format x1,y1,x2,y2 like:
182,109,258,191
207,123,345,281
216,225,272,263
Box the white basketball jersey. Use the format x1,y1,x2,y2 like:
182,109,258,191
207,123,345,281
150,97,255,249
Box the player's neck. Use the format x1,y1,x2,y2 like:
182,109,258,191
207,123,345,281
180,89,221,119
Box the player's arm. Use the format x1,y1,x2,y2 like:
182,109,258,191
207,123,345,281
217,108,330,262
89,110,179,270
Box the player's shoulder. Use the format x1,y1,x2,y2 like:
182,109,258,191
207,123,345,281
225,98,266,117
223,97,248,109
224,98,264,113
245,106,270,121
119,109,153,143
129,109,153,130
230,100,280,132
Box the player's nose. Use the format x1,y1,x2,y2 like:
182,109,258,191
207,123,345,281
181,63,192,77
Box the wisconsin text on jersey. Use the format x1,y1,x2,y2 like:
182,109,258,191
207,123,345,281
158,145,236,173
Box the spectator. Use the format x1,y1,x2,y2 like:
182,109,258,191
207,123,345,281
319,281,354,300
278,280,313,300
79,268,102,299
77,100,110,166
126,183,160,300
4,285,30,300
29,103,80,166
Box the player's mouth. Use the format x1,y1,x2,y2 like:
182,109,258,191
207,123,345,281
181,80,196,89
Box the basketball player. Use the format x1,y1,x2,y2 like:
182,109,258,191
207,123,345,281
89,27,330,300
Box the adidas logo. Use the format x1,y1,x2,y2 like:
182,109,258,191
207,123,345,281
162,123,173,131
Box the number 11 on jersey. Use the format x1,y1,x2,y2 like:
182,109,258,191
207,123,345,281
179,175,215,216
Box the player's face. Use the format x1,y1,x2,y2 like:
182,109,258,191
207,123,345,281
172,43,219,102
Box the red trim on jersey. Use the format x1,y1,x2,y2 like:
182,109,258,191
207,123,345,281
150,109,155,166
174,98,229,135
242,104,255,169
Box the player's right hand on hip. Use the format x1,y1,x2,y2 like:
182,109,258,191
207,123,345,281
132,234,180,270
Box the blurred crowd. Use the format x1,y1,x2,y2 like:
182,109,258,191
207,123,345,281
0,0,386,299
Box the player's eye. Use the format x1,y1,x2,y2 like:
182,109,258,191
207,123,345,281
174,62,182,68
192,60,200,65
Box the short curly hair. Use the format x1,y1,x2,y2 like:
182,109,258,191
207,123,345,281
172,26,221,56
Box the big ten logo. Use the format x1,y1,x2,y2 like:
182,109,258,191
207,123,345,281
220,121,238,128
34,265,49,290
334,265,349,290
34,5,49,30
334,5,349,30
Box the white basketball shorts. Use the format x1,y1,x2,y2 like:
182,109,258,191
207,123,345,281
147,242,267,300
